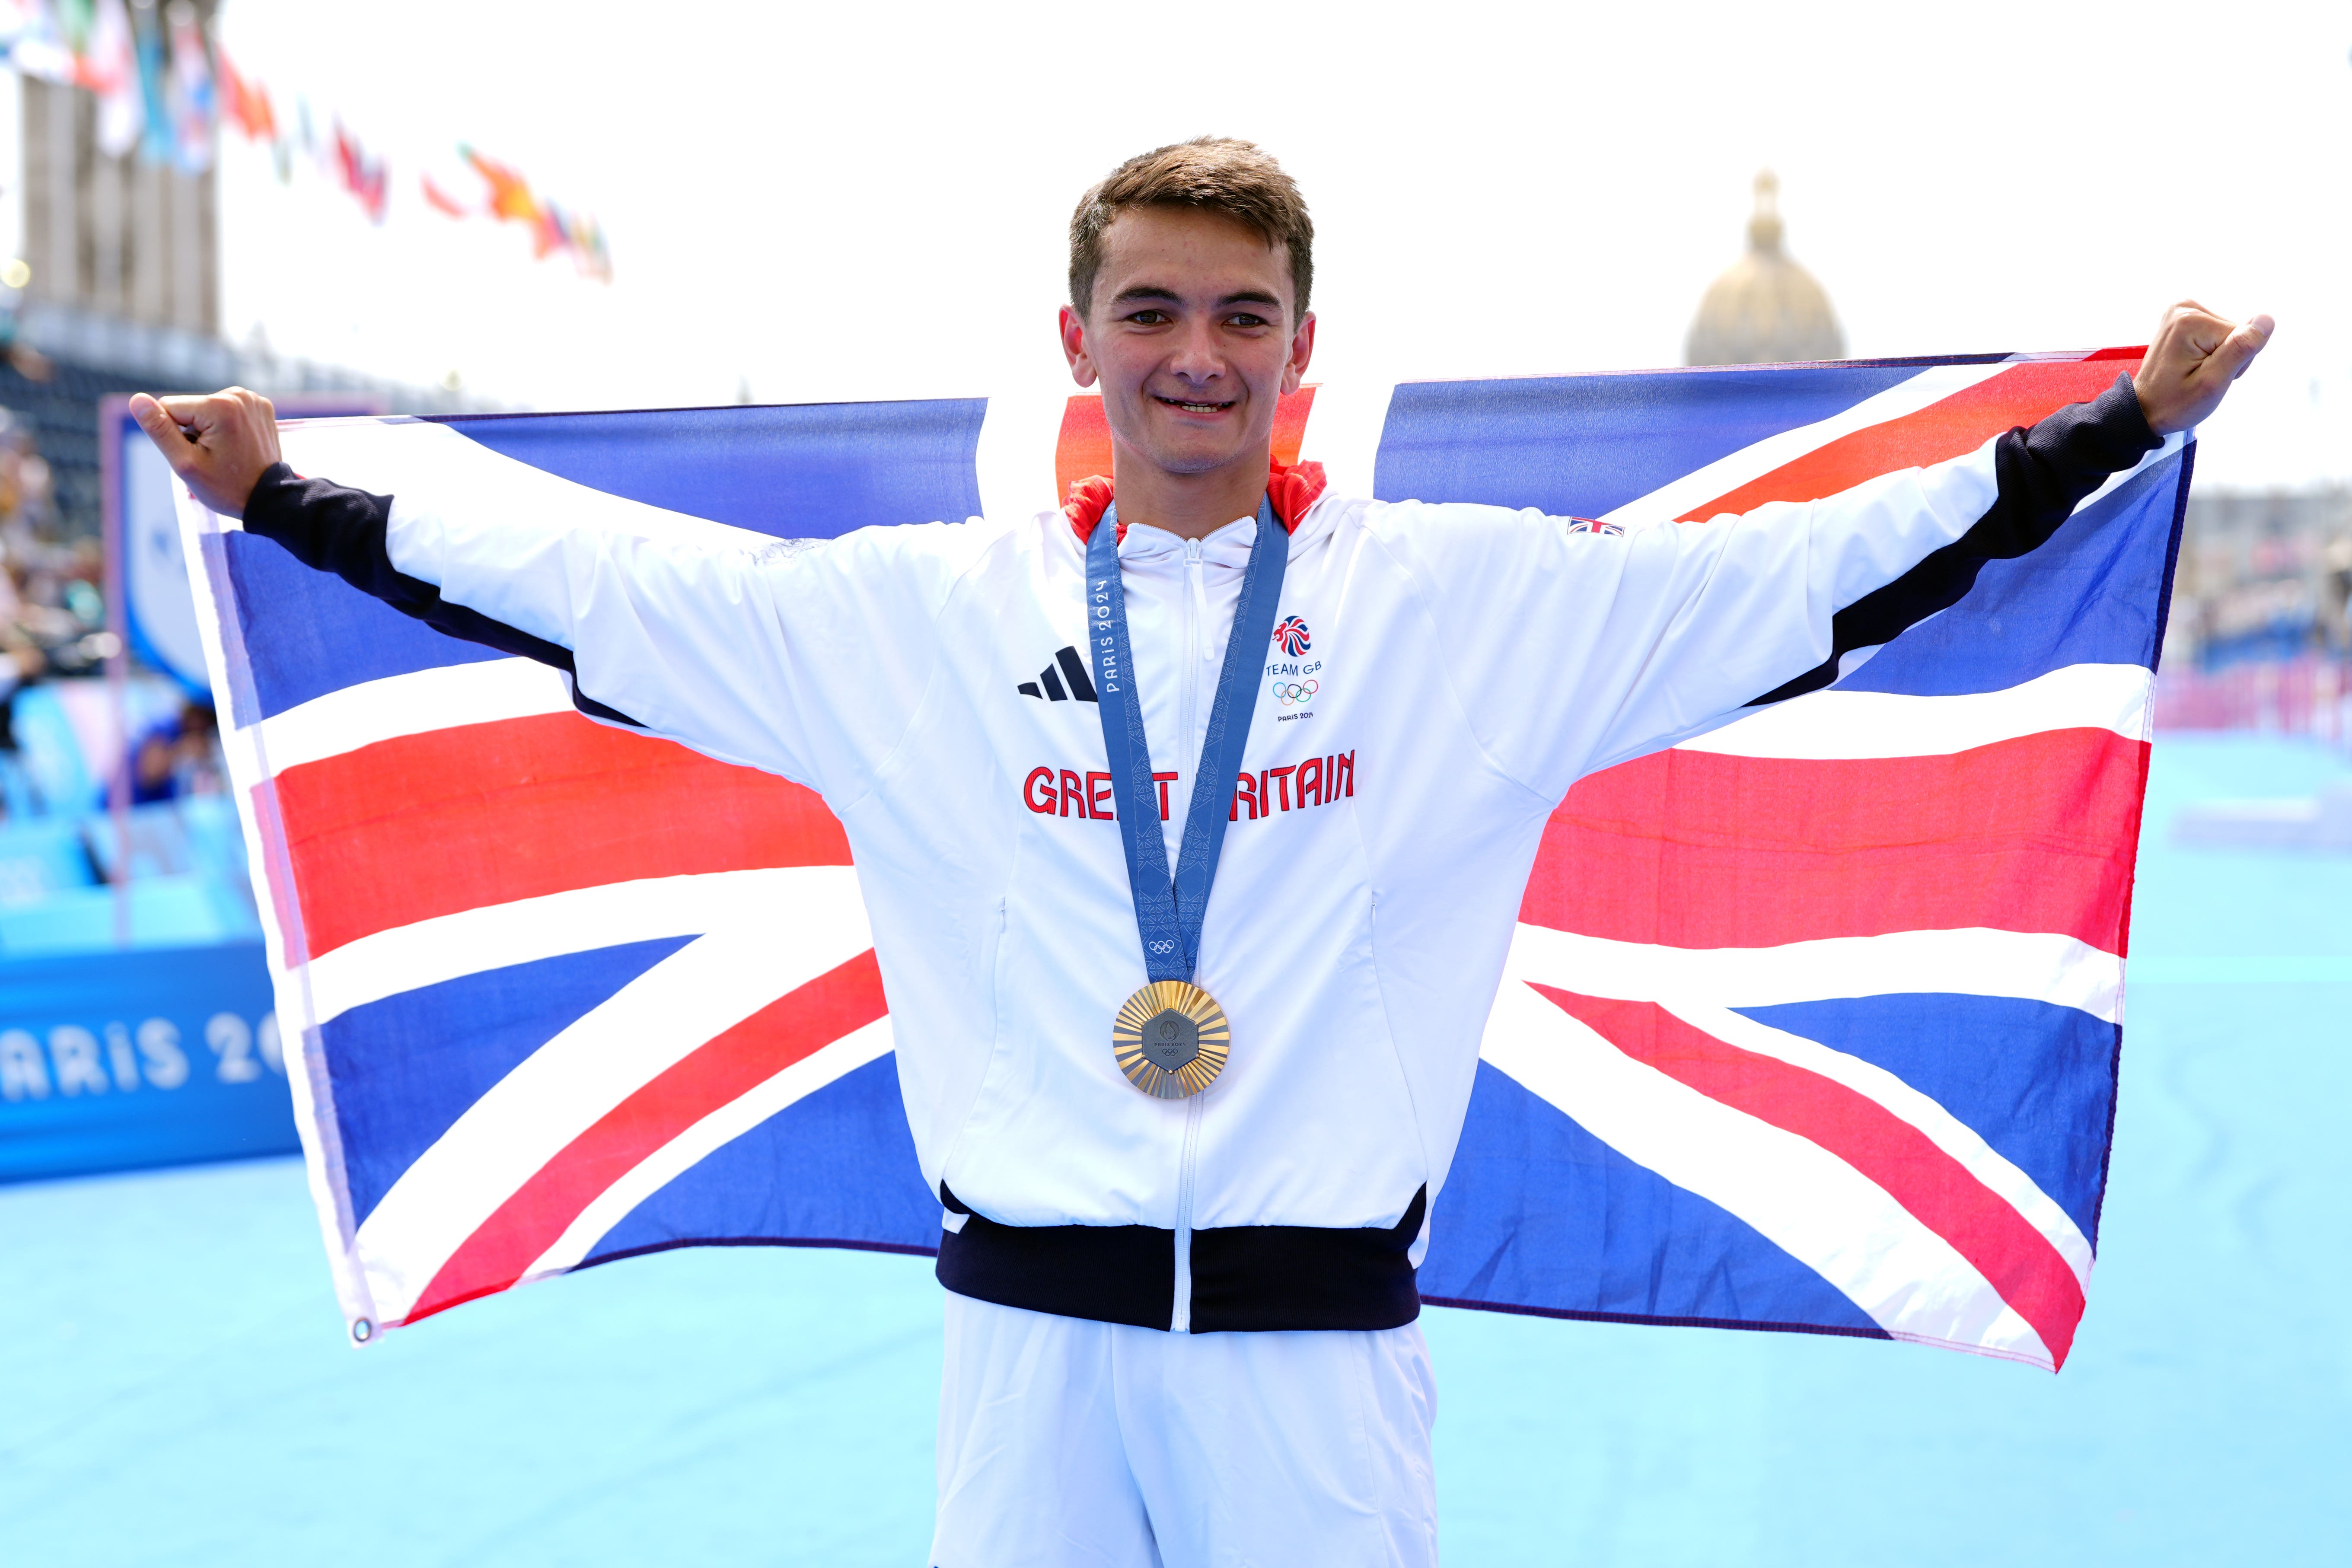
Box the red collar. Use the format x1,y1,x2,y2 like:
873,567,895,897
1063,460,1328,545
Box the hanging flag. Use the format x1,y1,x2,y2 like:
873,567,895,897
331,118,387,223
212,37,275,142
85,0,139,157
420,172,468,217
3,0,79,82
557,206,613,282
462,144,612,279
132,0,170,166
165,0,212,172
8,20,618,274
178,353,2176,1368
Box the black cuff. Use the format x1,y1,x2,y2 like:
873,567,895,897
2028,372,2162,494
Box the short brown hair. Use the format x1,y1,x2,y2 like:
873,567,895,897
1068,137,1314,320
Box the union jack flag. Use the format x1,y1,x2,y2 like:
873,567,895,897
183,351,2179,1368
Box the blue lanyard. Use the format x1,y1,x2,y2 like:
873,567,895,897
1085,497,1288,983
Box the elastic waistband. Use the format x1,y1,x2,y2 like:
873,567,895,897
933,1185,1426,1332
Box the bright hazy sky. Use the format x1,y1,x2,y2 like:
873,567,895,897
215,0,2351,491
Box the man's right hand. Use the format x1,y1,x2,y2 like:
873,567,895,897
128,387,282,519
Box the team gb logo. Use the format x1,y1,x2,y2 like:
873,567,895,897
1272,616,1311,657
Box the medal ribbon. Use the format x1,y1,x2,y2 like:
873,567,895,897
1086,496,1288,983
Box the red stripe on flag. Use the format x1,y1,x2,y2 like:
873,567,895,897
1520,729,2148,952
274,712,851,958
1678,354,2145,521
402,947,889,1326
1533,986,2084,1367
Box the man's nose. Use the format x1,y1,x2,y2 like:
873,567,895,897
1166,319,1225,382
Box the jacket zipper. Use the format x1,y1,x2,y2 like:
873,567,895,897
1171,535,1208,1332
1172,1095,1204,1332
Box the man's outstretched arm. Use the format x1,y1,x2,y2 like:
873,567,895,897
1376,301,2271,800
129,391,985,800
130,392,649,724
1729,301,2272,714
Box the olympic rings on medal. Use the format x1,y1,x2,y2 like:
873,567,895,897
1269,679,1319,707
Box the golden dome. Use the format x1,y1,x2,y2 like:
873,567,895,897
1685,172,1845,367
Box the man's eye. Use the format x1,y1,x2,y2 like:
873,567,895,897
1226,314,1269,329
1126,310,1170,325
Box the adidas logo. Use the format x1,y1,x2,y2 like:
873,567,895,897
1018,646,1099,703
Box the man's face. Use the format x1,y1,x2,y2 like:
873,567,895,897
1060,207,1316,481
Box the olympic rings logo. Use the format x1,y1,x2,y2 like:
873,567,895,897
1270,679,1319,707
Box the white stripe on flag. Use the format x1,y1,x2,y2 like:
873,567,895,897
519,1016,899,1282
1478,980,2053,1367
1675,663,2154,759
1662,1000,2092,1287
303,867,861,1025
1503,922,2124,1022
1599,360,2022,529
251,657,574,771
353,876,874,1325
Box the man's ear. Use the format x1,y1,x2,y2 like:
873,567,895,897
1059,305,1099,389
1280,312,1317,397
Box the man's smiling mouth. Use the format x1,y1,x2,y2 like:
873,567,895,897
1154,395,1237,414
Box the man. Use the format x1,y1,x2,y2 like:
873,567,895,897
137,138,2266,1567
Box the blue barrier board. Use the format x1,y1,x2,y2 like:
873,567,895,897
0,941,296,1182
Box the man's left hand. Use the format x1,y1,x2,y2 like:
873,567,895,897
2134,301,2273,436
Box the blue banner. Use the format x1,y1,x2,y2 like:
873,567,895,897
0,942,296,1182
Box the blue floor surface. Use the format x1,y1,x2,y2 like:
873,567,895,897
4,735,2349,1565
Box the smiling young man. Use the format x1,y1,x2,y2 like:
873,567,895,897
136,138,2266,1568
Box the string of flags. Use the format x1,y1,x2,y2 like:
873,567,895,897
0,0,612,281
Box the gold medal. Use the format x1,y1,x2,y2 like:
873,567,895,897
1112,980,1230,1099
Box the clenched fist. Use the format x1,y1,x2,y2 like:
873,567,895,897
2132,302,2272,436
128,386,282,519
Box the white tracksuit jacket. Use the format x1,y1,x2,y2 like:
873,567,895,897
242,375,2157,1334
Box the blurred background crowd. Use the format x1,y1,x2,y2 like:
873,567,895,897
0,394,255,958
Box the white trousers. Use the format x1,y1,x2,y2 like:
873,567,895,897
930,1293,1440,1568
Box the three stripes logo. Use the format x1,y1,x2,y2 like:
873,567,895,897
1018,646,1100,704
